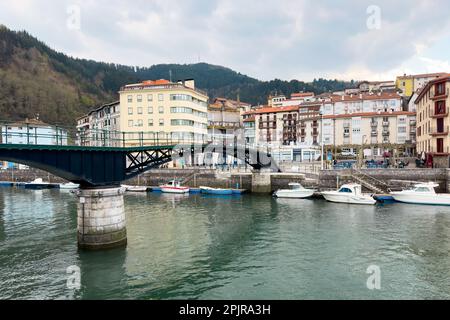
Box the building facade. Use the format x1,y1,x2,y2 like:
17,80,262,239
118,79,208,145
415,76,450,166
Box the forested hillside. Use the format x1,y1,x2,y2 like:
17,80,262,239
0,25,356,126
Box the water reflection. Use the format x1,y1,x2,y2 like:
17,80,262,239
1,188,450,299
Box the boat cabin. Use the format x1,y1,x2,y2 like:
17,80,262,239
338,184,363,195
411,183,438,194
288,183,304,190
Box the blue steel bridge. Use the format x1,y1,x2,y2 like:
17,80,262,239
0,124,278,188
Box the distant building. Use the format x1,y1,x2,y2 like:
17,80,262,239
76,101,121,146
1,118,68,169
396,72,448,97
1,118,67,145
208,97,251,141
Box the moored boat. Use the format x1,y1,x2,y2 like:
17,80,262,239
25,178,58,190
200,186,233,195
122,185,149,192
321,183,376,205
59,182,80,190
390,182,450,206
160,180,190,194
274,183,316,199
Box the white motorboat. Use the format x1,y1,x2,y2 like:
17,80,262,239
390,182,450,206
25,178,57,190
274,183,316,199
122,185,148,192
59,182,80,190
160,180,190,194
321,183,376,205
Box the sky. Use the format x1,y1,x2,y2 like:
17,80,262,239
1,0,450,82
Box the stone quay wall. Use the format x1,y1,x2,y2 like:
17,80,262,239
319,168,450,193
3,167,450,194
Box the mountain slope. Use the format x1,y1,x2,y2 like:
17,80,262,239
0,25,355,126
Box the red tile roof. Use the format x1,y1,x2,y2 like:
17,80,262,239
243,105,299,115
243,116,255,122
291,92,314,98
330,92,401,103
323,111,415,120
397,72,448,80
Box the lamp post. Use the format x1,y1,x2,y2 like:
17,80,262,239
320,111,324,170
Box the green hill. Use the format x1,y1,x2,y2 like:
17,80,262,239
0,25,356,126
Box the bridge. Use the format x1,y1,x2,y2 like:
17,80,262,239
0,124,278,250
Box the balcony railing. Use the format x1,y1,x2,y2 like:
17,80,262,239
431,87,449,100
208,121,241,129
382,121,389,126
382,130,390,136
430,126,449,136
430,108,448,118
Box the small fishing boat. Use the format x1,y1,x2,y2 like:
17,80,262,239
160,180,190,194
390,182,450,206
59,182,80,190
200,186,233,195
122,185,149,192
24,178,57,190
274,183,316,199
321,184,376,205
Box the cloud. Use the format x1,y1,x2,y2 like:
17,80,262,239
1,0,449,81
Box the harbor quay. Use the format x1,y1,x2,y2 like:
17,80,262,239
3,166,450,194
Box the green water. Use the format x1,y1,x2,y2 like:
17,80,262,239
1,188,450,300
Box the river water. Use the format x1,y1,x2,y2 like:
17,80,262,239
0,187,450,300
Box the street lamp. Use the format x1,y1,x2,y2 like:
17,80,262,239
320,111,324,170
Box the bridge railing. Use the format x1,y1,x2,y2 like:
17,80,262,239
0,121,253,148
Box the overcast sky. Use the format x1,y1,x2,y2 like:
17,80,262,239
1,0,450,82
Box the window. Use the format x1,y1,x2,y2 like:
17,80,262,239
147,94,153,102
128,120,134,127
127,95,133,103
148,107,153,114
137,119,143,127
158,94,164,101
137,95,142,103
339,188,353,193
159,119,164,126
137,107,143,115
398,127,406,133
128,107,133,115
171,119,194,126
159,106,164,114
148,119,154,127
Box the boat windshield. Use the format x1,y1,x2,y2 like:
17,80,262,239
290,184,302,190
339,187,353,193
414,186,433,193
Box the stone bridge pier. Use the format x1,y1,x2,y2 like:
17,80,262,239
76,187,127,250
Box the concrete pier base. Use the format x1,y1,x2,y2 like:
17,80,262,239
252,171,272,193
76,187,127,250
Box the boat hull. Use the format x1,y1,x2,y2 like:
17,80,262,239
161,187,190,194
321,192,376,205
390,192,450,206
274,189,315,199
200,187,233,195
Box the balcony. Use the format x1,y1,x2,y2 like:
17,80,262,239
430,108,448,118
371,131,378,137
410,120,416,126
431,87,449,100
430,126,449,136
312,123,319,129
343,132,350,137
382,130,390,136
382,121,389,126
208,121,241,129
370,122,377,127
